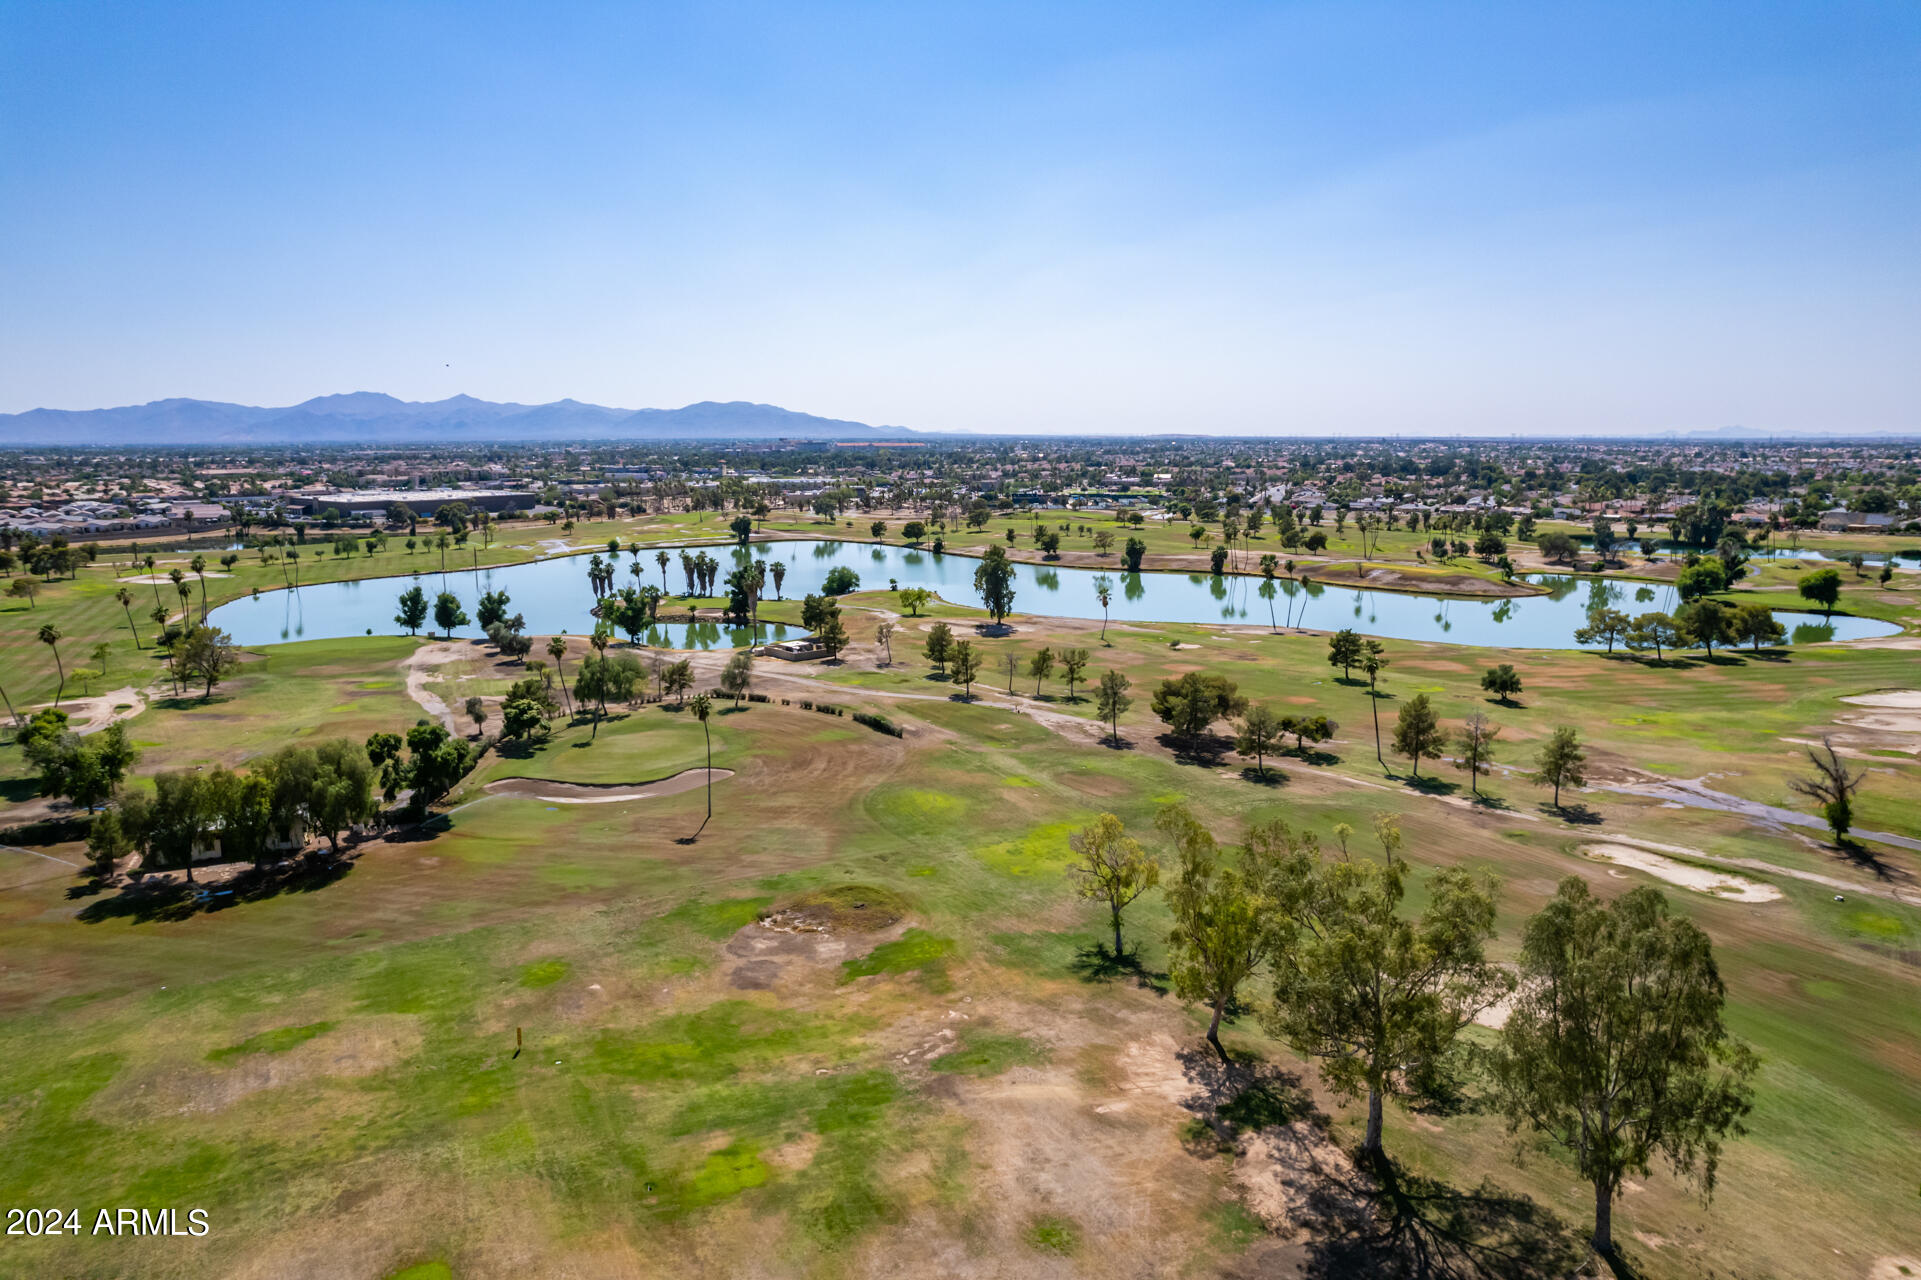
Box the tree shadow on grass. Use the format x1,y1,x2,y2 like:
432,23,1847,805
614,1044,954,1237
1827,836,1911,883
0,776,39,805
1239,767,1289,787
1099,734,1137,752
1299,1158,1590,1280
1068,943,1167,994
1401,775,1461,797
1544,803,1604,826
1161,731,1234,767
76,856,355,925
1289,747,1343,768
151,693,236,711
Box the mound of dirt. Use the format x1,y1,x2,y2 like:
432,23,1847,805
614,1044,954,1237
759,883,911,934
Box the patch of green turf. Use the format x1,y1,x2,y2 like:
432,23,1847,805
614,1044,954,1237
678,1142,769,1209
1209,1199,1267,1249
975,821,1081,878
591,1001,857,1082
840,929,955,982
928,1030,1047,1077
519,959,571,988
662,895,775,939
1025,1214,1081,1255
207,1021,335,1062
385,1263,453,1280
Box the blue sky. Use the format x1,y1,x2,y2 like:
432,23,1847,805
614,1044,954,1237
3,1,1917,433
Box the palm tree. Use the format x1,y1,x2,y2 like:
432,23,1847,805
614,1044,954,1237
116,587,143,649
656,549,671,594
691,692,714,835
190,553,208,617
0,672,18,727
38,623,65,704
144,555,162,608
1093,573,1113,643
771,559,787,600
546,636,574,718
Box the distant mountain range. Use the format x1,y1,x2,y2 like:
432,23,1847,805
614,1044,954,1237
0,394,922,445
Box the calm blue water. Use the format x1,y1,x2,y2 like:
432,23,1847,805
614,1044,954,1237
207,540,1901,651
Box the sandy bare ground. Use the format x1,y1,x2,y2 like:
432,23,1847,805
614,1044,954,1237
30,684,148,735
1838,689,1921,736
483,769,732,804
1582,843,1783,903
401,641,465,730
1583,835,1920,908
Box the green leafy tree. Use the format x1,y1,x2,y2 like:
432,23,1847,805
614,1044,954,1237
1070,813,1159,958
433,591,469,639
1480,663,1523,705
1455,712,1500,796
923,620,954,673
1677,598,1735,657
173,625,239,698
1150,672,1247,742
1028,646,1054,696
1798,566,1842,618
1095,669,1131,743
897,586,931,616
1159,805,1289,1060
719,649,753,704
1676,559,1727,603
1533,726,1587,810
1268,854,1507,1166
475,589,511,630
1574,607,1631,654
1392,692,1444,777
1234,703,1285,777
1491,878,1757,1259
949,638,980,697
974,544,1017,624
1327,627,1363,679
86,806,134,878
395,585,430,635
1122,536,1146,571
1058,647,1089,699
822,566,860,595
1626,611,1680,661
1731,603,1785,652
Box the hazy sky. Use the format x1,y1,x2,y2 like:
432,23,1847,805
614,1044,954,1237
3,1,1918,434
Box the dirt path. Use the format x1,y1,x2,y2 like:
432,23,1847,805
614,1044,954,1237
483,769,732,804
402,642,466,731
31,684,149,735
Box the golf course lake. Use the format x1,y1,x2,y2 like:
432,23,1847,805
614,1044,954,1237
207,538,1902,650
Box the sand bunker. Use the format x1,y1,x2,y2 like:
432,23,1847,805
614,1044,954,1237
1839,690,1921,736
1582,844,1782,903
483,769,732,804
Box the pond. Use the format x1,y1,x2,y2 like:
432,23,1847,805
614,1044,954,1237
206,539,1903,651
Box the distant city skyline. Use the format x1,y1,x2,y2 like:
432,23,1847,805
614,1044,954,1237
3,2,1918,435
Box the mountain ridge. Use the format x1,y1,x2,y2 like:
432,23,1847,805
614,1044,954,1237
0,395,920,444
